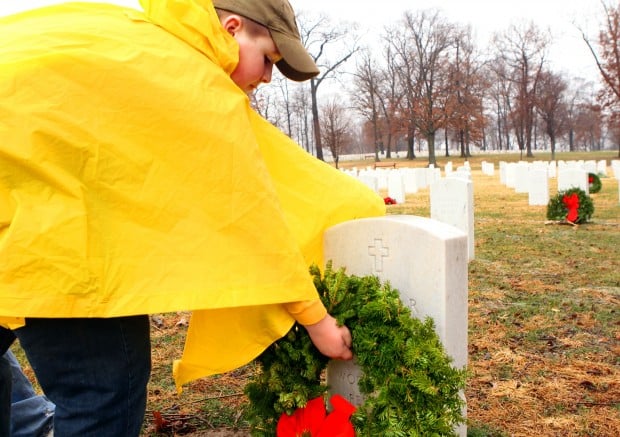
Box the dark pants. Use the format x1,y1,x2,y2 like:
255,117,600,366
0,328,16,437
4,349,55,437
14,316,151,437
0,353,11,437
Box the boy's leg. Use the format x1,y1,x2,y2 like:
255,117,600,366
14,316,151,437
6,349,55,437
0,328,16,437
7,348,38,401
0,353,11,437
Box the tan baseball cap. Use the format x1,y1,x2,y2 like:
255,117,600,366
212,0,319,81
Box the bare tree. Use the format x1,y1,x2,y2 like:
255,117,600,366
581,0,620,156
320,98,352,167
446,24,487,158
252,75,296,137
376,43,406,159
275,75,294,137
486,60,515,151
352,49,382,160
607,110,620,150
290,86,313,153
573,102,604,150
252,82,282,128
535,70,568,160
493,22,550,158
565,82,581,152
296,13,359,161
399,9,454,166
387,25,419,160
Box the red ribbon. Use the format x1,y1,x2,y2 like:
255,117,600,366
277,395,356,437
562,193,579,223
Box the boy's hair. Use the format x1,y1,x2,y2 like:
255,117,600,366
212,0,318,81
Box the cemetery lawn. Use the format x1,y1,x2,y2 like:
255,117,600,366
377,152,619,437
13,152,619,437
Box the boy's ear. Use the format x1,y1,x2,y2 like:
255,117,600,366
221,14,243,36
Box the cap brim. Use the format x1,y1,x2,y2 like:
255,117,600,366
271,31,319,81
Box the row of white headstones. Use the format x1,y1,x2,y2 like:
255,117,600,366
331,158,617,434
342,162,475,261
492,159,620,205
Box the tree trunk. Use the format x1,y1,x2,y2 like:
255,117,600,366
427,132,437,166
406,124,416,159
310,79,323,161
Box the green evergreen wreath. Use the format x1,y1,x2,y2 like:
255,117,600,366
546,187,594,224
244,263,467,436
588,172,602,193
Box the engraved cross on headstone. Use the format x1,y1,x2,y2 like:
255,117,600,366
367,238,389,272
408,297,418,316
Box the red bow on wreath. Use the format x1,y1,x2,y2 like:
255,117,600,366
277,395,356,437
562,193,579,223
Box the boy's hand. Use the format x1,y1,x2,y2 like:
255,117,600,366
303,314,353,360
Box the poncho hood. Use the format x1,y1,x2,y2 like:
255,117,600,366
139,0,238,76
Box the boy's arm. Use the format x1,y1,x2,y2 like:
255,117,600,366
283,300,353,360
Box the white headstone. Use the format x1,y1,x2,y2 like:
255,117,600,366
400,168,418,193
430,178,475,261
413,168,428,189
323,216,468,437
481,161,495,176
375,168,389,190
387,170,406,204
452,167,472,181
514,162,530,193
505,163,517,188
548,161,557,178
427,167,442,184
597,160,607,176
584,160,597,174
499,161,507,185
557,168,588,194
611,160,620,179
528,168,549,206
358,171,379,193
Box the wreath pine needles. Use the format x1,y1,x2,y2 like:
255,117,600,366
546,187,594,224
244,262,467,436
588,172,602,193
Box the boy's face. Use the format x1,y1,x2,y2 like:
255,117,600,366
223,15,282,94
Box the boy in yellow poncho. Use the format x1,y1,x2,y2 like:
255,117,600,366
0,0,385,435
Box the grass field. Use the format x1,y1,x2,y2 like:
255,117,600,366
13,151,620,436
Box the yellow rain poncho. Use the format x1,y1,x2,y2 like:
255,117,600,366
0,0,385,387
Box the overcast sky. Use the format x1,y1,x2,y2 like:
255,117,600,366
289,0,602,82
0,0,604,82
